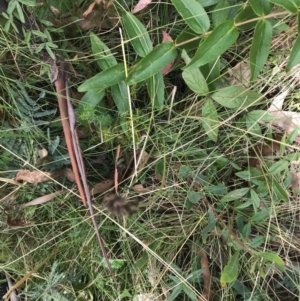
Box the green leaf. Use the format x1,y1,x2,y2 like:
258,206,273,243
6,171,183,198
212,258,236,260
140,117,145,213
286,35,300,71
178,165,191,179
111,81,129,115
271,178,289,202
78,63,125,92
250,189,261,209
202,99,219,142
171,0,210,34
122,12,153,57
200,59,220,91
255,252,285,269
251,208,272,222
185,21,239,69
212,85,263,109
187,191,201,204
182,68,209,95
126,41,177,85
79,90,105,110
268,160,289,175
199,0,219,6
269,0,299,14
250,20,272,81
235,4,258,30
220,251,240,286
212,0,230,28
147,72,165,109
246,110,274,122
249,0,271,16
90,33,117,70
16,2,25,23
220,188,250,203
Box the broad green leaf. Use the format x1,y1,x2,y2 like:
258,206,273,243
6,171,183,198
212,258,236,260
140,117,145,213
268,160,289,175
182,69,209,95
212,85,263,109
178,165,191,179
79,90,105,110
220,188,250,203
250,189,261,209
185,21,239,69
78,63,125,91
147,72,165,109
255,252,285,269
200,59,220,91
249,0,271,16
271,178,289,202
187,191,201,204
212,0,230,28
90,33,117,70
286,35,300,71
246,110,274,122
220,251,240,286
250,20,272,81
235,4,258,30
175,27,200,50
199,0,219,6
111,81,129,115
122,12,153,57
246,115,262,135
251,208,272,222
202,99,219,141
269,0,298,14
126,41,177,85
171,0,210,34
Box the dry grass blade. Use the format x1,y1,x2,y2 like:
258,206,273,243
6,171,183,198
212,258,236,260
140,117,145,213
21,190,64,208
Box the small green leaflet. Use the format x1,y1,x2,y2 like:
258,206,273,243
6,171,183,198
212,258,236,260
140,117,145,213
171,0,210,34
286,35,300,71
122,12,153,57
220,188,250,203
211,85,263,109
146,72,165,109
126,41,177,85
220,251,240,287
269,0,299,14
202,99,219,142
255,251,285,270
185,21,239,69
250,20,272,81
249,0,271,16
78,64,125,91
187,191,201,203
181,49,209,95
90,33,117,70
268,160,289,175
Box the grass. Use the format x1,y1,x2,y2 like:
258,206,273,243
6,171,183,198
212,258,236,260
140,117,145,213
0,0,300,300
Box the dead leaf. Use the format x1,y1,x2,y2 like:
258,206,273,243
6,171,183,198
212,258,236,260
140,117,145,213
50,5,60,16
103,193,138,215
290,161,300,193
38,148,48,158
133,184,151,193
83,2,96,17
15,170,53,184
6,215,30,228
22,190,64,208
64,168,75,182
79,5,119,31
198,250,214,300
228,61,251,87
162,31,174,75
132,0,152,14
266,89,300,143
90,179,114,196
